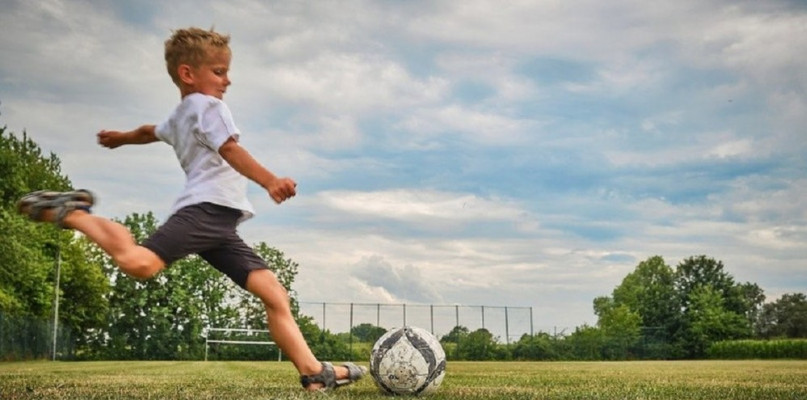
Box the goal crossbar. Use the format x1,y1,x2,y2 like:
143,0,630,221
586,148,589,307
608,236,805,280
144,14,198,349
204,328,281,361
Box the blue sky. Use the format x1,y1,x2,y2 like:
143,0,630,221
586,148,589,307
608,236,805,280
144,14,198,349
1,0,805,338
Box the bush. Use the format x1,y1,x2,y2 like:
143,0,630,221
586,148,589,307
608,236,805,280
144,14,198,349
707,339,807,359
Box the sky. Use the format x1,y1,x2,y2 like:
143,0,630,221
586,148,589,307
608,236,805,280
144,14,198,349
1,0,805,339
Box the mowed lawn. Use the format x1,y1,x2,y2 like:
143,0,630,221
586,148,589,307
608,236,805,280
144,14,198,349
1,360,805,399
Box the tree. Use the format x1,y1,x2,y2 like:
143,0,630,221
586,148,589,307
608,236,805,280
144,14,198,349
351,323,387,343
87,212,235,359
756,293,807,339
458,328,499,360
685,285,750,357
674,256,758,357
565,324,604,360
612,256,679,337
0,127,71,317
597,256,680,358
87,211,304,360
511,332,559,360
594,297,641,360
0,126,108,358
440,325,469,344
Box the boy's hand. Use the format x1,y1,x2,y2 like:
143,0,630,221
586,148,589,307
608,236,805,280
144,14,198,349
97,130,124,149
267,178,297,204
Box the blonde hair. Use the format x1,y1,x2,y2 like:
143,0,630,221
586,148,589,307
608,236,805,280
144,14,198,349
164,27,231,86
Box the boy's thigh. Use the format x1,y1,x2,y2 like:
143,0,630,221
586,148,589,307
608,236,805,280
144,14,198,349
142,202,249,269
199,239,269,289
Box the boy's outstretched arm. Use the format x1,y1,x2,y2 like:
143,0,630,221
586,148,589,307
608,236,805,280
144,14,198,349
97,125,158,149
218,137,297,204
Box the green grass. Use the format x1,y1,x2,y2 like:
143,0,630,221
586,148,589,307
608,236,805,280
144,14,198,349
1,360,806,399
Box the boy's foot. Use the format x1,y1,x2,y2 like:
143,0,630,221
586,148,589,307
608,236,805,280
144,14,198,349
17,190,95,228
300,362,367,391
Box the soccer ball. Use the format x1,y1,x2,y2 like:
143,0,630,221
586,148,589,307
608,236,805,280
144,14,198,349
370,326,446,395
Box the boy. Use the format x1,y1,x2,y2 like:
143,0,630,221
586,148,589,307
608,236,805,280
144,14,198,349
17,27,365,391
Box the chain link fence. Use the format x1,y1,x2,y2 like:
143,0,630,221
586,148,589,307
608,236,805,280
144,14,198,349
0,313,73,361
297,302,555,344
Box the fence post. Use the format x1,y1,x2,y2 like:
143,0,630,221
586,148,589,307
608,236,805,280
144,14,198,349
430,304,434,334
52,246,61,361
349,303,354,360
505,307,510,344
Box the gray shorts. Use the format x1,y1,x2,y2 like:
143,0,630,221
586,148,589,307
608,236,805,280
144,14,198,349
142,202,268,288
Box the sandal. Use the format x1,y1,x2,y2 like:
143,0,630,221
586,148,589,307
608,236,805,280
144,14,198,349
17,190,95,228
300,362,367,391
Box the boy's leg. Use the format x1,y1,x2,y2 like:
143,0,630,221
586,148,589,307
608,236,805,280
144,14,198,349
18,190,164,278
60,210,165,279
244,269,359,390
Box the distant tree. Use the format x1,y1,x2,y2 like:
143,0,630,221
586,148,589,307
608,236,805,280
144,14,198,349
511,332,559,360
674,256,757,357
594,297,641,360
458,328,498,360
612,256,679,339
565,324,604,360
596,256,681,358
756,293,807,339
440,325,470,344
684,285,750,357
594,255,763,359
351,323,387,343
296,314,352,360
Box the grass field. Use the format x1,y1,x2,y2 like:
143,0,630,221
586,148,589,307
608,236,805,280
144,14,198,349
1,360,806,399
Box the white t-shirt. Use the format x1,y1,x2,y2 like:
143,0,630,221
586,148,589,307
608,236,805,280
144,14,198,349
155,93,254,222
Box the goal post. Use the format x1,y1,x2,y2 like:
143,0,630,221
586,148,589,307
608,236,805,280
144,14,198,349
204,327,281,361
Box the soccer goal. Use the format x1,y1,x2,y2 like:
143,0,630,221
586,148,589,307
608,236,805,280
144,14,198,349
204,327,281,361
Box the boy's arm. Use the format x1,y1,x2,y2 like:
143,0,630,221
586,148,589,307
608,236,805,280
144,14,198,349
218,137,297,204
97,125,159,149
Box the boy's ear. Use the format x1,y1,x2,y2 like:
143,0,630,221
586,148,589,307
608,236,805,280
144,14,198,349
177,64,194,85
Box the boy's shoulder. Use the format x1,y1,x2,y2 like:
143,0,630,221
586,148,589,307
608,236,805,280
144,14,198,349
171,93,229,117
182,93,226,107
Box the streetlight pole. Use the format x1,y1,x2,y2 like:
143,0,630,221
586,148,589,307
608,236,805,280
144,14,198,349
52,246,61,361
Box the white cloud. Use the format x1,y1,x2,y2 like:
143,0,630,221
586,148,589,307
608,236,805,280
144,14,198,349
316,189,529,226
1,0,805,333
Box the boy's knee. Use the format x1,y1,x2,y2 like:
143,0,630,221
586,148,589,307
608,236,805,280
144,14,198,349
116,249,164,279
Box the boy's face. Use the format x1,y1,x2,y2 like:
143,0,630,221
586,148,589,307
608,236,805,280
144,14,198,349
185,49,231,99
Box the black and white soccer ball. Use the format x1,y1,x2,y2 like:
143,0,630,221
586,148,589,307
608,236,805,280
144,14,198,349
370,326,446,395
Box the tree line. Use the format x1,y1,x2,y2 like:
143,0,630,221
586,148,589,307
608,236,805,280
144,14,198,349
1,125,805,361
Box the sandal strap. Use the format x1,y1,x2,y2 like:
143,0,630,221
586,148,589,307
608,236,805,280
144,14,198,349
300,362,367,390
335,362,367,387
300,362,336,389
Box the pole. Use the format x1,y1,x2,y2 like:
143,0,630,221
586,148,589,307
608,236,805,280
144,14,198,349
430,305,434,334
349,303,354,360
505,307,510,344
52,246,61,361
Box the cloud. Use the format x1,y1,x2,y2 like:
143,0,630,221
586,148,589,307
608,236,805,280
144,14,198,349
353,255,444,303
1,0,805,332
